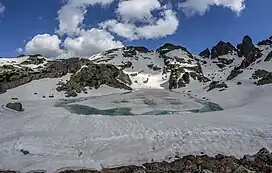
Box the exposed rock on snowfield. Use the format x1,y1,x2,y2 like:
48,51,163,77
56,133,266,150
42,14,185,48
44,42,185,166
207,81,228,91
252,69,272,85
227,67,243,80
6,102,24,112
56,64,132,95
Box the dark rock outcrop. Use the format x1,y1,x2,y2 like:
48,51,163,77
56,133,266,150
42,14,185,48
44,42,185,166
257,37,272,46
199,48,210,58
0,57,131,94
252,69,272,85
264,51,272,62
207,81,228,91
227,67,243,80
211,41,236,59
182,72,190,84
169,68,179,89
6,102,24,112
237,36,263,69
56,64,132,95
237,35,255,58
21,56,46,65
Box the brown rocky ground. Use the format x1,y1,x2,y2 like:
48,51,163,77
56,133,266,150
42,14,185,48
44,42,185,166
1,148,271,173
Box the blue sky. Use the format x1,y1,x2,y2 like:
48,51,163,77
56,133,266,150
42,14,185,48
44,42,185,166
0,0,271,58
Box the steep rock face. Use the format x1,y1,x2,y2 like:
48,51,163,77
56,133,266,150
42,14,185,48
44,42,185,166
199,48,210,58
211,41,236,59
264,51,272,62
237,36,262,69
227,67,243,80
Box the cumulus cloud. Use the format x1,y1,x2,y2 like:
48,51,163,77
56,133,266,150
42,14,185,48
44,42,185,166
25,34,63,57
179,0,246,16
101,7,179,40
64,28,123,57
57,0,115,36
22,0,248,58
116,0,161,22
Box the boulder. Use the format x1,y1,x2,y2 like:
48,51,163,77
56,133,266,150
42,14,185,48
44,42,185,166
6,102,24,112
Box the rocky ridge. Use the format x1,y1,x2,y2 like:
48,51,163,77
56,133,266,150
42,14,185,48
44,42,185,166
1,35,272,96
0,56,131,96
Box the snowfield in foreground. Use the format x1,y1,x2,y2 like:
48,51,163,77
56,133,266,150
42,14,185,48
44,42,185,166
0,77,272,173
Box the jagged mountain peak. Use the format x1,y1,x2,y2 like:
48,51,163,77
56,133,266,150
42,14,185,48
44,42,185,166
157,43,192,56
210,41,237,59
199,48,210,58
257,36,272,46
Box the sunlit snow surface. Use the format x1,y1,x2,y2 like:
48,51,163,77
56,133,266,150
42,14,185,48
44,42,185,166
0,76,272,173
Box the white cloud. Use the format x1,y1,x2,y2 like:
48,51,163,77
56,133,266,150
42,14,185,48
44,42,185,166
0,3,5,15
116,0,161,22
101,8,179,40
179,0,246,16
16,48,23,54
64,28,123,57
25,34,62,57
57,0,115,36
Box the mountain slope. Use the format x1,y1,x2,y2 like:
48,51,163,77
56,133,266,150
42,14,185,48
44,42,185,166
0,35,272,173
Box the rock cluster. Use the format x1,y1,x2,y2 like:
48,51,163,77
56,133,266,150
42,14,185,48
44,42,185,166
56,64,132,97
207,81,228,91
21,55,46,65
257,36,272,46
2,148,270,173
252,69,272,85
